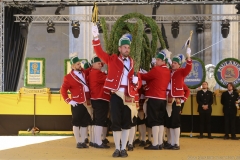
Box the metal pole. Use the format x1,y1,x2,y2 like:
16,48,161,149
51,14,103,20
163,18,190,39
190,94,193,137
34,93,36,127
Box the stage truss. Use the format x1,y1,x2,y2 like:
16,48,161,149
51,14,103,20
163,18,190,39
13,14,240,23
2,0,240,7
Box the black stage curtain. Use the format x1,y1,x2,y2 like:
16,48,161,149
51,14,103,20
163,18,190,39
4,7,28,91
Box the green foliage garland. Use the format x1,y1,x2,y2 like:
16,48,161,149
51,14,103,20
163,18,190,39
101,12,166,71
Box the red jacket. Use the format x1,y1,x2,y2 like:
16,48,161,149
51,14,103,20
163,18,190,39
61,70,88,104
92,39,141,101
170,59,192,97
140,64,171,100
88,68,110,102
182,83,190,101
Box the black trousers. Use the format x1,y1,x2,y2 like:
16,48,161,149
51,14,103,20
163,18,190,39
199,109,212,136
110,94,132,131
91,99,109,127
71,104,91,127
224,111,236,137
165,101,182,129
147,98,166,127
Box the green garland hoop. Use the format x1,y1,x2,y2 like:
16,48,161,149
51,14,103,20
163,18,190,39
214,58,240,88
100,12,166,71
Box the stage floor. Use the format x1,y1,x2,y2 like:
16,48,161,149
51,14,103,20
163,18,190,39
0,136,239,159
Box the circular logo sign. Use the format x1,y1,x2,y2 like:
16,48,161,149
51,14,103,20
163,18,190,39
214,58,240,88
182,57,206,89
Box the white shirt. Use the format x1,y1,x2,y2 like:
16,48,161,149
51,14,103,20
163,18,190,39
74,70,89,92
119,57,130,92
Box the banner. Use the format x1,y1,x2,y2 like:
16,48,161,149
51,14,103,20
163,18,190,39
64,59,89,75
182,57,206,89
25,58,45,87
214,58,240,88
17,87,51,103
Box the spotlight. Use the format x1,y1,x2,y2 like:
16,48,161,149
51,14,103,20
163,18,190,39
221,19,230,38
97,22,103,34
71,21,80,38
144,24,151,34
235,4,240,14
171,21,179,38
19,21,28,38
47,20,55,33
196,21,204,34
55,4,65,15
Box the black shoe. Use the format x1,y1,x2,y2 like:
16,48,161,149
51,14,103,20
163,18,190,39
112,149,121,157
171,144,180,150
120,149,128,157
146,139,152,145
102,138,109,144
81,142,89,148
144,144,159,150
231,137,239,140
89,142,94,147
159,143,164,150
198,135,203,139
139,141,146,147
84,138,89,144
208,136,214,139
224,135,229,140
163,142,171,149
95,143,110,148
128,144,134,151
134,139,140,144
76,142,83,148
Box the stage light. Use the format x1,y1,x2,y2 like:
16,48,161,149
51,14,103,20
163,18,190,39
221,19,230,38
71,21,80,38
47,20,55,33
171,21,179,38
19,21,28,38
196,21,204,34
144,24,151,34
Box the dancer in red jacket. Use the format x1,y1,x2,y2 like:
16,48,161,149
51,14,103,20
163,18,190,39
88,56,111,148
61,55,91,149
92,25,141,157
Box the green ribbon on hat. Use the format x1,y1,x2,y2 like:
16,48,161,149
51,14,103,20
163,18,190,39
91,57,101,64
172,56,181,64
70,56,80,65
118,37,131,46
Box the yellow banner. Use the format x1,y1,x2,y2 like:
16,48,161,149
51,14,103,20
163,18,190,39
18,87,51,103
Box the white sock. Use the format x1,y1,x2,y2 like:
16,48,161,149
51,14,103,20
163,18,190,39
128,126,135,145
152,126,159,146
147,127,152,141
139,124,146,141
73,126,80,143
166,128,171,144
80,127,87,143
113,131,121,150
91,125,95,143
170,128,175,146
158,125,164,145
121,129,130,150
174,127,180,146
102,127,108,140
95,126,103,145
